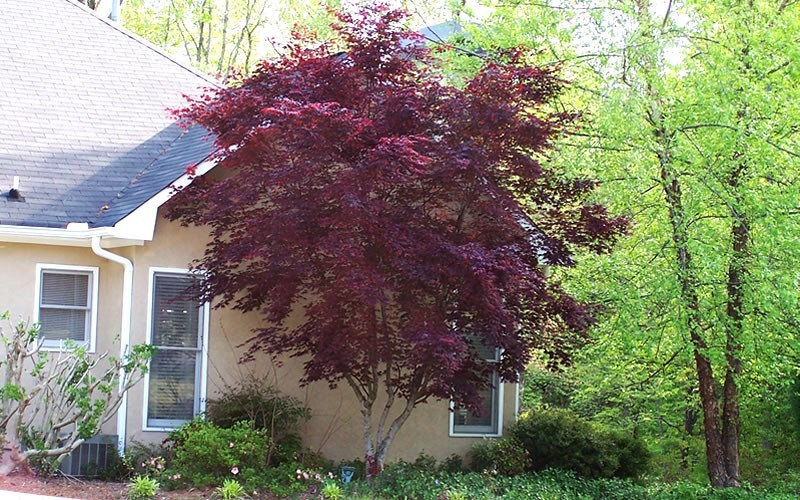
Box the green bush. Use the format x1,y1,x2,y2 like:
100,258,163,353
166,418,273,488
341,466,795,500
257,461,314,497
608,430,651,479
205,374,310,459
439,454,464,473
470,438,531,476
510,409,650,479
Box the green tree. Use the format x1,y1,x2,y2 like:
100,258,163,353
465,0,800,487
123,0,293,77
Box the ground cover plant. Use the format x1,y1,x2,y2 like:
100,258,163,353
343,465,798,500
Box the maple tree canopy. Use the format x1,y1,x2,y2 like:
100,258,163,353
169,5,625,442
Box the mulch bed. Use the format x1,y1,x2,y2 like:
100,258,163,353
0,471,219,499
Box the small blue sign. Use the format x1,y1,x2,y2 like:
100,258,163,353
340,465,356,484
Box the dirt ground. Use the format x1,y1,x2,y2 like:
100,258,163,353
0,471,218,499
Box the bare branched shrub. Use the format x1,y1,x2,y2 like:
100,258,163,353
0,312,152,475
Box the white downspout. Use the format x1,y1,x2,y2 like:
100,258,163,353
91,237,132,454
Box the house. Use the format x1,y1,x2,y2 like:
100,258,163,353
0,0,519,465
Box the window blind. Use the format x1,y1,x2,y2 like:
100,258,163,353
39,270,91,343
146,273,203,428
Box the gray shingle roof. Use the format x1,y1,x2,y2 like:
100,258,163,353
0,0,217,229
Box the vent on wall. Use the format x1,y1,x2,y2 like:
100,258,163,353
58,435,118,477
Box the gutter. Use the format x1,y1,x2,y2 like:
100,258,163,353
91,237,133,455
0,224,144,248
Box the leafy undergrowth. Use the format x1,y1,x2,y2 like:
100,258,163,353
2,468,799,499
343,469,799,500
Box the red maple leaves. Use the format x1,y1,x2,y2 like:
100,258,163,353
169,6,625,423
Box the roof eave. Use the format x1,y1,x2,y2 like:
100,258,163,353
0,224,143,248
110,156,217,238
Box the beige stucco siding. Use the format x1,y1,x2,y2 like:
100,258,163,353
0,241,124,435
0,212,518,463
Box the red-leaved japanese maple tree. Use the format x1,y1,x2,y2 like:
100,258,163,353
169,5,626,474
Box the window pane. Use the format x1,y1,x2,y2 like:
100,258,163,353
151,274,200,348
147,349,198,424
39,308,87,341
455,385,494,427
453,372,499,435
41,272,89,307
466,335,499,361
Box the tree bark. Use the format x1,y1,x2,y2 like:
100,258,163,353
635,0,744,485
721,157,748,486
649,88,737,486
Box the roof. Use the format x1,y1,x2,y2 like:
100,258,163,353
0,0,217,229
417,21,464,43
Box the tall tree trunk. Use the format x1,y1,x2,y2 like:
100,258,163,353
721,156,748,485
658,147,731,487
635,0,743,486
217,0,230,74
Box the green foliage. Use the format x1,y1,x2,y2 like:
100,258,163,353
256,461,312,497
522,365,576,410
127,475,159,499
321,479,343,500
216,479,248,500
447,0,800,486
439,454,464,473
341,467,797,499
167,418,273,488
470,438,531,476
510,409,650,479
607,430,652,481
205,374,310,461
98,446,135,481
125,441,170,478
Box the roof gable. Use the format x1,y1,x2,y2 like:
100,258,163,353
0,0,216,230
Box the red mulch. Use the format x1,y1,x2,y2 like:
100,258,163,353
0,471,220,499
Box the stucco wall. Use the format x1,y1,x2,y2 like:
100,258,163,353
0,241,123,436
0,213,518,463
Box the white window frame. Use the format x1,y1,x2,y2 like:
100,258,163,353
33,263,99,353
449,347,504,438
142,267,209,432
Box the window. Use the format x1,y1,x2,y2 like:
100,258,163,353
144,270,208,430
450,342,503,437
34,264,98,351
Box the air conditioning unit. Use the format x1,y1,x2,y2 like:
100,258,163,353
58,435,118,477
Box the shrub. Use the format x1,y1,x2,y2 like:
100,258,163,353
608,430,651,479
0,313,152,475
439,454,464,473
128,475,159,499
257,461,312,497
510,409,650,479
166,418,273,488
205,374,310,461
470,438,531,476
